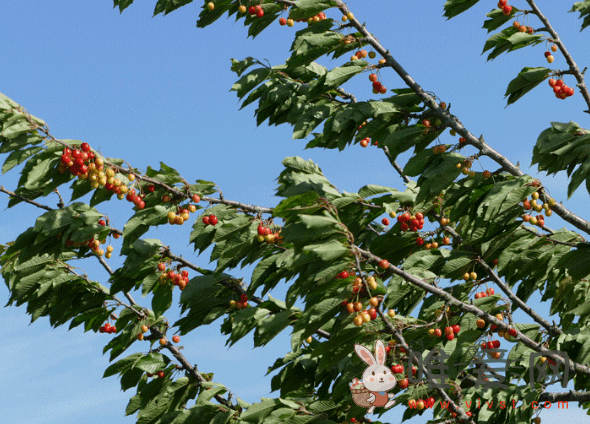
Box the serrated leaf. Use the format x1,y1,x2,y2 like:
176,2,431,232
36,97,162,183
505,67,550,105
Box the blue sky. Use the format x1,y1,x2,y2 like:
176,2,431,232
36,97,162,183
1,1,590,423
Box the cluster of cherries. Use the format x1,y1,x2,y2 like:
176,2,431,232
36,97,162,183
474,287,495,299
369,73,388,95
99,322,117,334
513,21,534,35
548,78,575,99
257,224,282,244
157,263,190,290
229,293,249,309
543,44,558,63
498,0,513,16
202,214,218,226
397,211,425,232
522,191,554,227
243,4,264,17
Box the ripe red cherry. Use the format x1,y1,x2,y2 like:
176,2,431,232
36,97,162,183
157,370,165,378
372,81,381,90
202,216,210,225
98,219,106,226
508,328,517,337
147,184,155,192
248,5,256,14
416,237,424,246
209,215,218,225
157,263,166,272
398,378,409,389
452,324,461,333
492,340,501,348
369,73,378,82
446,333,454,341
378,259,389,269
434,328,442,337
240,294,248,302
80,142,90,152
172,335,180,343
487,341,494,349
337,271,349,279
256,9,264,17
498,0,508,6
486,288,495,295
382,218,390,226
502,5,512,15
279,17,287,26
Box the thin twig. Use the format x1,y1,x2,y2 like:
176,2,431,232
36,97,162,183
0,186,53,211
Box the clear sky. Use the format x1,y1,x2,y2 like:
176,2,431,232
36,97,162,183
1,1,589,423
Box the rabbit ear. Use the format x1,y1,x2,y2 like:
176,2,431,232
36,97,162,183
355,343,375,366
374,340,386,366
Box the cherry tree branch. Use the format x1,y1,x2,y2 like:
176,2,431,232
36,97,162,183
476,258,562,337
328,1,590,236
525,0,590,114
0,185,53,211
352,244,590,377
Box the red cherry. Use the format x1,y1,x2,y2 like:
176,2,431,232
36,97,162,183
452,324,461,334
98,219,106,226
137,200,145,209
72,149,81,159
369,73,378,82
382,218,390,226
508,328,517,337
172,335,180,343
337,270,349,279
248,5,256,14
240,294,248,302
493,340,501,348
372,81,382,90
378,259,389,269
81,142,90,152
209,215,218,225
202,216,210,225
446,333,454,341
256,9,264,17
498,0,508,6
279,17,287,26
157,370,165,378
487,288,495,295
487,341,494,349
502,5,513,15
157,263,166,272
416,237,424,246
147,185,155,192
481,342,487,349
555,79,564,87
400,223,409,232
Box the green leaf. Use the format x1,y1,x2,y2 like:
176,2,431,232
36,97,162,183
571,1,590,31
288,0,337,20
103,352,144,378
153,0,193,16
443,0,481,19
2,146,43,174
152,284,173,318
134,352,170,374
240,398,281,423
113,0,135,13
504,67,550,105
483,8,514,32
254,310,293,347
